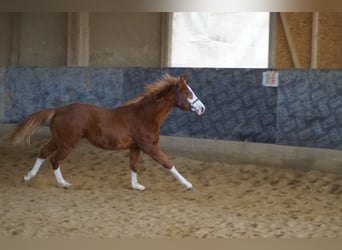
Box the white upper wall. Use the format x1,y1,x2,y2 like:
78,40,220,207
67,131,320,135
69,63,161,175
171,12,270,68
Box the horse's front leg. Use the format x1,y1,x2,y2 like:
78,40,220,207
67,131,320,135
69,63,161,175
130,148,145,191
143,144,193,191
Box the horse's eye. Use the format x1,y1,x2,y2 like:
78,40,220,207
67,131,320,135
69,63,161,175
186,91,191,96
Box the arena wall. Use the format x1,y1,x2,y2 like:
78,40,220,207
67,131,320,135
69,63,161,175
159,136,342,174
0,67,341,152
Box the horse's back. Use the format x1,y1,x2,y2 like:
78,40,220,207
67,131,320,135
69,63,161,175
53,102,102,120
50,103,111,138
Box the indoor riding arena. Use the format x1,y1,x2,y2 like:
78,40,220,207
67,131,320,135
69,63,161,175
0,12,341,238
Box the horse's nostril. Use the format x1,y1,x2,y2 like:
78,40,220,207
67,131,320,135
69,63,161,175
201,107,205,113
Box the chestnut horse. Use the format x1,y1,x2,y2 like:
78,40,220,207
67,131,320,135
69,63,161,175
9,74,205,191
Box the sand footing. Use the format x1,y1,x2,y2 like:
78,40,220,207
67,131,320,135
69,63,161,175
0,127,341,238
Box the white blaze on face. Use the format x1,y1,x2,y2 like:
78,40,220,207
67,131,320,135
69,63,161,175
186,85,205,115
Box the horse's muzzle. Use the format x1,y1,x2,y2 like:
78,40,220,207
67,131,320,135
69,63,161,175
190,99,205,115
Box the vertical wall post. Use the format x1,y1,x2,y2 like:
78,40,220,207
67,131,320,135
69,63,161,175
10,13,20,65
268,12,277,68
67,12,90,66
310,12,319,69
160,12,173,67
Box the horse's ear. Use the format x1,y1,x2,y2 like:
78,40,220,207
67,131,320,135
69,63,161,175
176,75,188,89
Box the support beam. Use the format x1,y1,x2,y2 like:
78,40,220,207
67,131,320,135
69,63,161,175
280,13,301,68
310,12,319,69
67,12,89,66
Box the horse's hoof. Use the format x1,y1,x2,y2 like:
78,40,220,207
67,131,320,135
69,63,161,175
58,182,72,188
132,184,146,191
187,186,196,192
23,174,32,182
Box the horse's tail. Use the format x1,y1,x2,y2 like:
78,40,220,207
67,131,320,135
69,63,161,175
9,109,57,145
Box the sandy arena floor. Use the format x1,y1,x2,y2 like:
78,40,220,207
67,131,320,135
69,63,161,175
0,129,341,238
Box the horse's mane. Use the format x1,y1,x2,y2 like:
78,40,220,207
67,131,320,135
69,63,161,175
124,74,178,105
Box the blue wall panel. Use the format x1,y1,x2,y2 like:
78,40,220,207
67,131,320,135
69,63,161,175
277,70,342,149
4,67,123,122
0,66,341,150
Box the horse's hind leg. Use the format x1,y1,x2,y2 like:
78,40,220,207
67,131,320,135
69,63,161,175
130,148,145,191
23,140,57,182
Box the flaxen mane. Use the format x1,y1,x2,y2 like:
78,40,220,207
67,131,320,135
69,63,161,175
124,74,178,105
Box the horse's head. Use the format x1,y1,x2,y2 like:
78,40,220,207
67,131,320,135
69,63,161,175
174,75,205,115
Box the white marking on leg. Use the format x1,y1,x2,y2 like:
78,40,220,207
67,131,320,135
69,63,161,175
54,167,71,187
170,166,193,190
23,158,44,181
131,171,145,191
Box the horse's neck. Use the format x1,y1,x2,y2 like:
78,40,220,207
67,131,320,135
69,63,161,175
155,99,175,124
145,91,175,126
